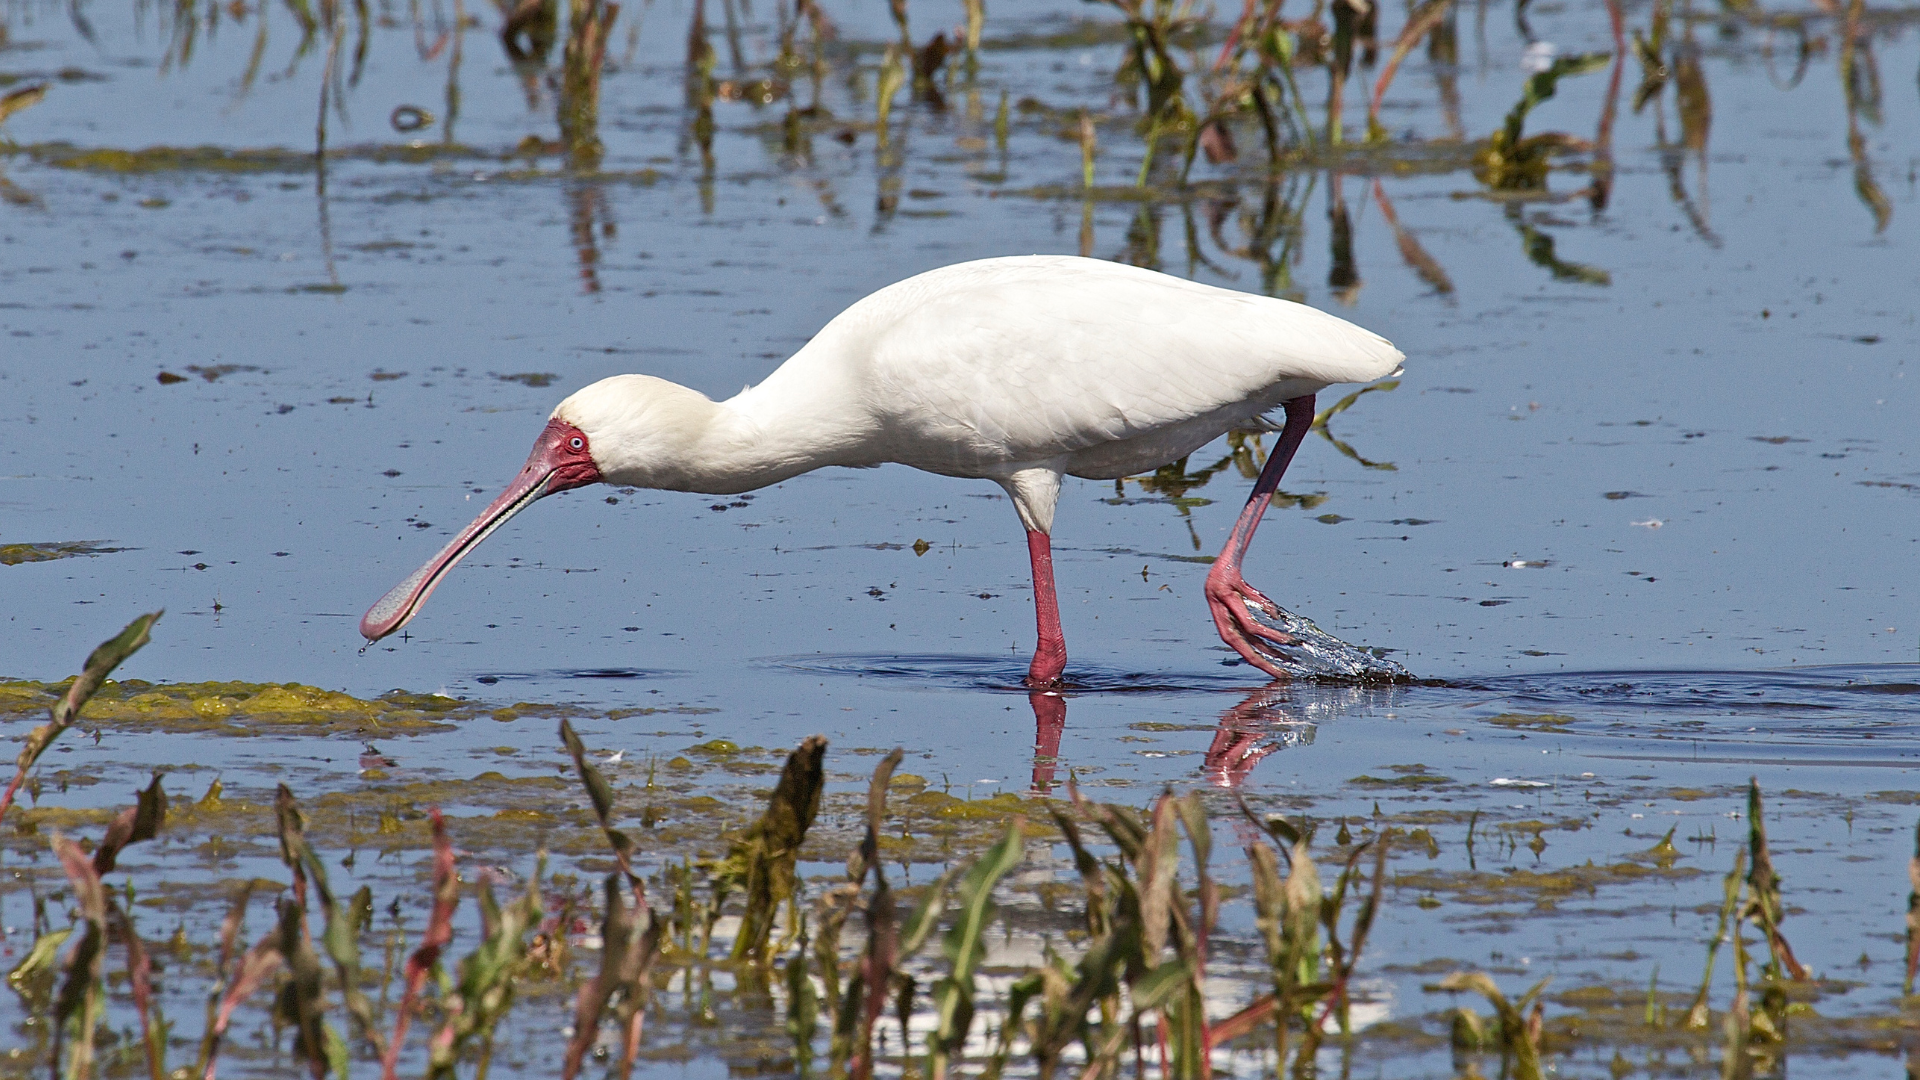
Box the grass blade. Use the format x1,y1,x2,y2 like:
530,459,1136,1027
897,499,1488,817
560,718,641,889
850,748,902,1080
562,871,660,1080
1438,971,1547,1080
107,901,166,1080
50,833,108,1080
381,808,458,1079
203,928,286,1080
1905,819,1920,994
1366,0,1453,137
270,892,345,1080
1743,778,1807,981
427,862,546,1079
0,612,161,822
91,774,168,875
557,722,663,1080
929,818,1025,1077
275,785,386,1062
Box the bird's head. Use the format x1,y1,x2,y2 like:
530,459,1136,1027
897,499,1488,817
358,375,733,642
546,374,725,490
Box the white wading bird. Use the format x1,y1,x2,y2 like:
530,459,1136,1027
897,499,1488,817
360,255,1404,685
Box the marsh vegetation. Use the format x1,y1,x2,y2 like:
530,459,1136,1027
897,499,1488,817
2,0,1917,1074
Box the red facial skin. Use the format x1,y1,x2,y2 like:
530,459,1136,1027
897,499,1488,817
536,417,604,495
359,418,601,641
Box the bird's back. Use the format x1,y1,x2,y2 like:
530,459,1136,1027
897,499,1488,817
744,255,1403,479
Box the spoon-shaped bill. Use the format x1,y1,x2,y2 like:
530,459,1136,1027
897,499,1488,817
359,417,600,642
358,471,550,641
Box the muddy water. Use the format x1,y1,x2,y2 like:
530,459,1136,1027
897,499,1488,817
2,0,1917,1071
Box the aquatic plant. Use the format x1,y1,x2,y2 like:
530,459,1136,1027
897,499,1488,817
1672,778,1812,1078
926,817,1023,1078
1441,970,1549,1080
1473,51,1612,190
716,734,826,964
557,718,662,1077
1905,820,1920,994
20,775,169,1080
0,612,160,822
0,82,49,128
557,0,619,169
4,0,1900,253
1365,0,1453,141
10,621,1910,1078
1091,0,1201,181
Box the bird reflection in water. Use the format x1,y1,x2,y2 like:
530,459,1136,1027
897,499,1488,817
1029,690,1068,795
1200,684,1317,789
1026,679,1399,795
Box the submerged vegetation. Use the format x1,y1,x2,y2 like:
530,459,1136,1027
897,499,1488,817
4,616,1919,1076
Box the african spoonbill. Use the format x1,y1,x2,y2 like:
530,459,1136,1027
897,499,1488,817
359,255,1404,685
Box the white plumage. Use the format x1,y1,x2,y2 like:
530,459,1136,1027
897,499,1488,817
570,256,1400,525
362,255,1405,684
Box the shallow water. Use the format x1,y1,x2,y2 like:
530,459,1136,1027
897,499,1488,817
2,0,1918,1071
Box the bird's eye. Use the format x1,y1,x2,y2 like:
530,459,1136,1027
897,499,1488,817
569,437,584,451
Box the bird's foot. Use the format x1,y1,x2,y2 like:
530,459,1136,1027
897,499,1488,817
1205,568,1412,682
1205,569,1297,678
1025,639,1068,689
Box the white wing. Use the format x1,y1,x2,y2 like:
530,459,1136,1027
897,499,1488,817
825,256,1402,472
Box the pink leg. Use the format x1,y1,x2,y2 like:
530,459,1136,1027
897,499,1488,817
1204,395,1316,679
1025,530,1068,687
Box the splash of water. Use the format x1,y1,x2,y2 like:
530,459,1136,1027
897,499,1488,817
1243,601,1413,683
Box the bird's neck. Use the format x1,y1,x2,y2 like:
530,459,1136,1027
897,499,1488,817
589,368,876,496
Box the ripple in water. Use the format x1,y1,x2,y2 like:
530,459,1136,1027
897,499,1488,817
762,654,1262,694
1428,664,1920,758
470,666,674,686
1449,665,1919,720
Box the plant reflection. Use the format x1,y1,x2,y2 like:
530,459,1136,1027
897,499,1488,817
685,0,717,211
1510,204,1611,285
558,0,617,170
7,0,1911,310
1372,179,1453,298
315,0,345,289
1589,0,1627,212
1107,431,1335,549
501,0,559,66
1326,173,1361,304
567,183,613,293
441,0,466,146
1196,173,1316,299
1313,381,1401,469
0,84,47,207
1429,4,1464,140
1840,0,1892,232
1635,0,1721,244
